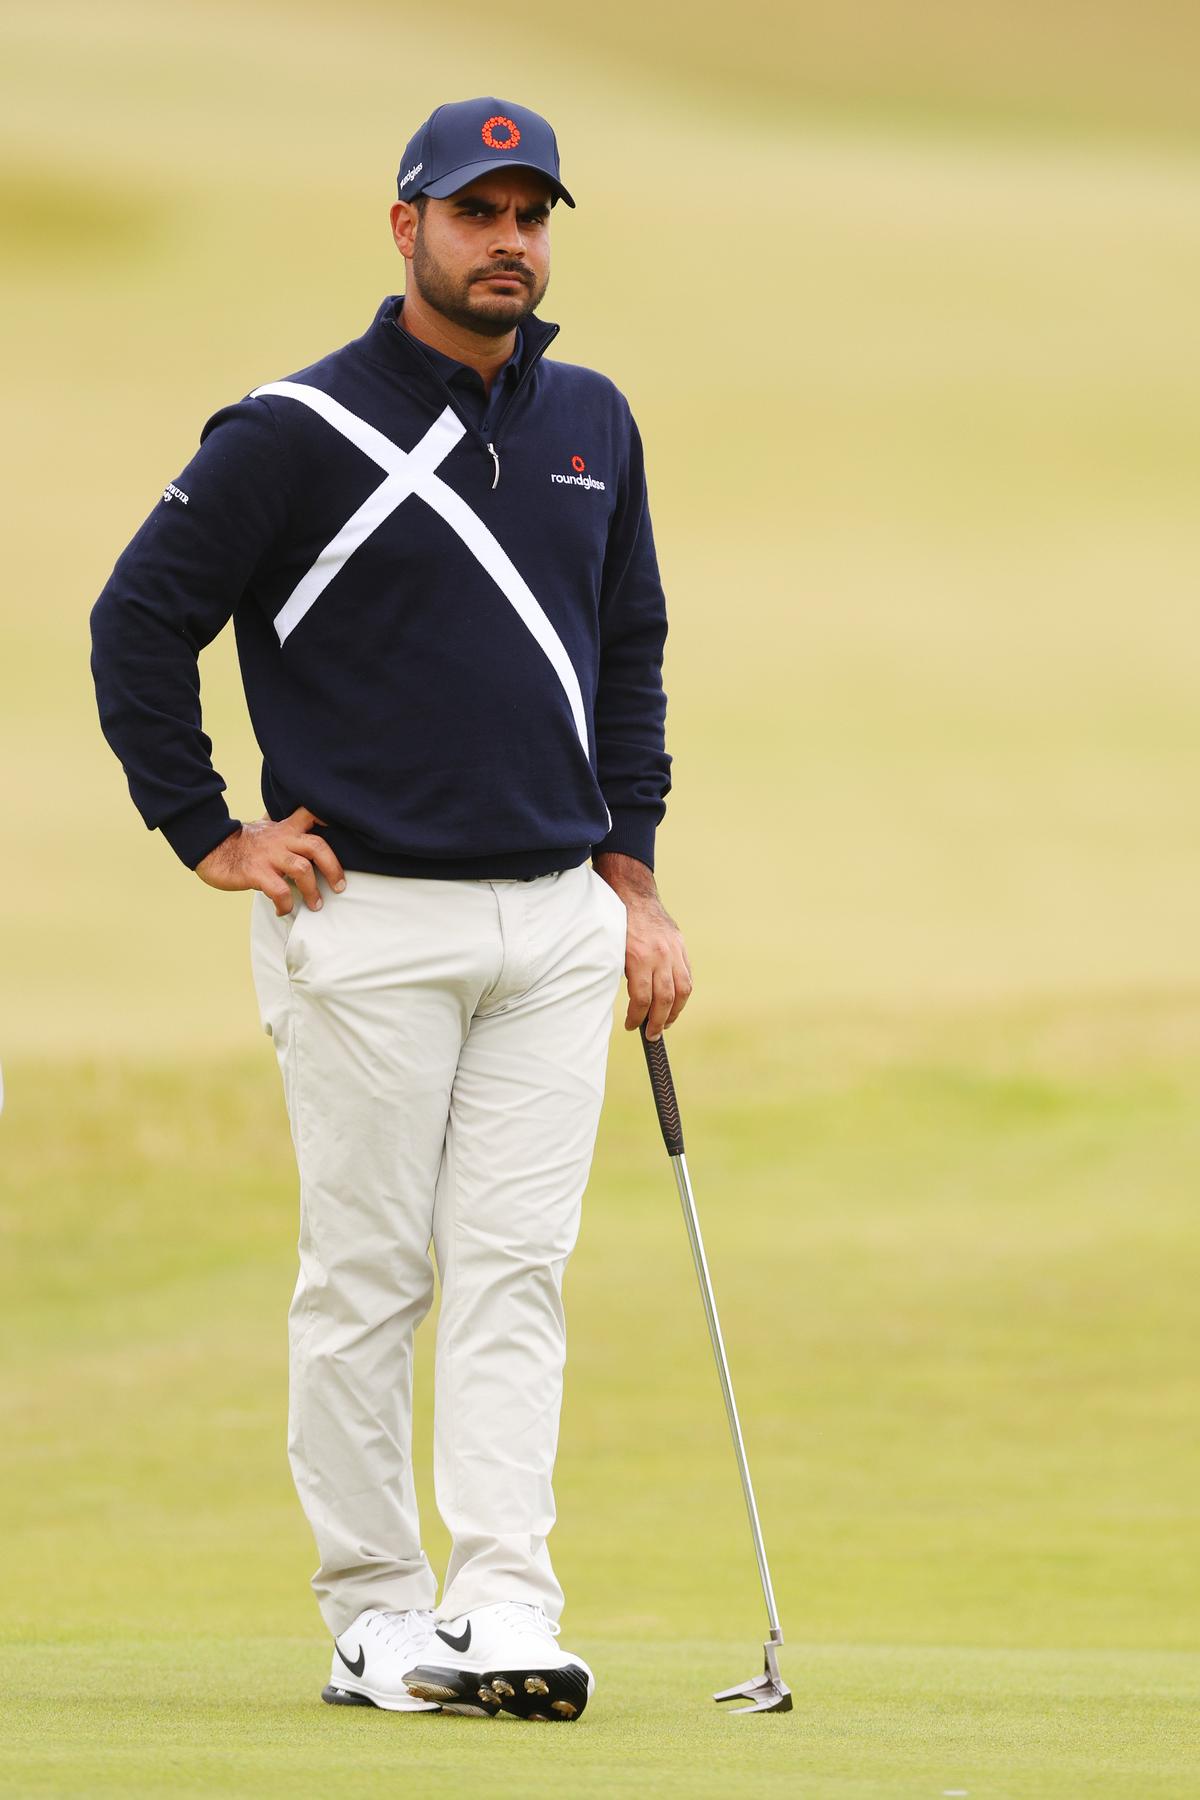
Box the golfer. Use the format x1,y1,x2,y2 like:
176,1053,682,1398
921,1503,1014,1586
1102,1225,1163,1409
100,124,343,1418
90,97,690,1721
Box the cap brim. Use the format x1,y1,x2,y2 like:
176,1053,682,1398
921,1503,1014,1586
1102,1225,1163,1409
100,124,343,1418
420,158,575,208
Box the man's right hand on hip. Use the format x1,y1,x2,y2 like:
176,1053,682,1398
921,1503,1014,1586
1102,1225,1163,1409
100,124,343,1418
195,806,346,916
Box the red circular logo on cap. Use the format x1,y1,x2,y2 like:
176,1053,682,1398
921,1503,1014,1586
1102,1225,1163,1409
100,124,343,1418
571,454,586,473
482,115,522,151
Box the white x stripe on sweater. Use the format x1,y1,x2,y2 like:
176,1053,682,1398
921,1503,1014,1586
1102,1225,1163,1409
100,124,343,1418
251,381,590,755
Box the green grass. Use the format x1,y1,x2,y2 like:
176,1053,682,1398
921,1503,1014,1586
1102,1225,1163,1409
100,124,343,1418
2,1639,1194,1798
3,1002,1198,1793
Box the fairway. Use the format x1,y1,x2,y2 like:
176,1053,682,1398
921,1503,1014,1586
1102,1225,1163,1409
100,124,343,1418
4,1006,1198,1795
3,0,1200,1794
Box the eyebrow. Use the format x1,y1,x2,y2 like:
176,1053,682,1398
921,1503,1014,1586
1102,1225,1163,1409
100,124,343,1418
454,195,551,218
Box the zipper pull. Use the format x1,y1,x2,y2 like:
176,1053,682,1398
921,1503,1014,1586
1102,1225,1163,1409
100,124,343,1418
487,442,500,490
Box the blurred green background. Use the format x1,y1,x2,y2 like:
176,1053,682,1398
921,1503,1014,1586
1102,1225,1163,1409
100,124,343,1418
2,2,1198,1794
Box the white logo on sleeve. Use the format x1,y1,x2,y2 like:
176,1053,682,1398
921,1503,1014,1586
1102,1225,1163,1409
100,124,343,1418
162,482,190,505
550,453,605,492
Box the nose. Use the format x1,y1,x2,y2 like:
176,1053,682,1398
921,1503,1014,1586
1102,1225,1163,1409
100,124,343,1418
488,206,529,258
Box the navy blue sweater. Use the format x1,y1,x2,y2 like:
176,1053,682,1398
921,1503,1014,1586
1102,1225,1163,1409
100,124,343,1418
90,295,671,878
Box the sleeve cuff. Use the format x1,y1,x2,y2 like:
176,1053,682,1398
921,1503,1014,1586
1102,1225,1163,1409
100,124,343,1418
591,807,657,871
159,794,242,870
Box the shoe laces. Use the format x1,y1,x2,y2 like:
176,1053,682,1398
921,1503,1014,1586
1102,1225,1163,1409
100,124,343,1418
483,1601,561,1640
362,1607,434,1653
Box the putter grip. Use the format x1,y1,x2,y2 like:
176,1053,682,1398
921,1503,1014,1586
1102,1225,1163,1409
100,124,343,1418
639,1022,686,1155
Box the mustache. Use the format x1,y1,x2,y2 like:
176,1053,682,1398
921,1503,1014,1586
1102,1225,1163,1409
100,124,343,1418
470,263,532,285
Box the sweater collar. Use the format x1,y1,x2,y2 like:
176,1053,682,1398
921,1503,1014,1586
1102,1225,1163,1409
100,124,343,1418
363,292,559,388
402,319,525,403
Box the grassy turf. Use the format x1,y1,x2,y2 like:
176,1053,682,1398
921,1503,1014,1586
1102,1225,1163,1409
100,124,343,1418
3,1004,1197,1793
2,1638,1194,1798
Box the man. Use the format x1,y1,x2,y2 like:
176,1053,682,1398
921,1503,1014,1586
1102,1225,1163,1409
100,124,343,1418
90,96,691,1723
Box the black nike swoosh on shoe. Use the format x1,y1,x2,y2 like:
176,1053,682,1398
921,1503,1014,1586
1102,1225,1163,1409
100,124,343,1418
336,1641,366,1678
435,1622,472,1653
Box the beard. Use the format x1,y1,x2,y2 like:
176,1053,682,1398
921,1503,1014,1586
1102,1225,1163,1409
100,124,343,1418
411,227,548,336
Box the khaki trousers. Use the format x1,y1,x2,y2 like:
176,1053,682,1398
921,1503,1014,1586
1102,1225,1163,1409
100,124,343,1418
249,861,627,1636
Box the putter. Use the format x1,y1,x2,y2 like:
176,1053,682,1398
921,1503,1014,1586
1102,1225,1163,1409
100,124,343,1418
639,1022,792,1716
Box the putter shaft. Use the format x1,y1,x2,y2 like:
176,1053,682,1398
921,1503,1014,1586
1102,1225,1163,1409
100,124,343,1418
638,1023,787,1668
670,1148,784,1644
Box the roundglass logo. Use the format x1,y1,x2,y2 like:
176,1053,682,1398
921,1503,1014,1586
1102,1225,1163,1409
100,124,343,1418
482,115,522,150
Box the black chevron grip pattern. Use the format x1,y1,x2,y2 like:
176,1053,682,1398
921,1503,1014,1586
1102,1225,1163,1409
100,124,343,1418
639,1022,686,1155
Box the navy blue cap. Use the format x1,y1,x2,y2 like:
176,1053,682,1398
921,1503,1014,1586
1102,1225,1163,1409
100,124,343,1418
396,97,575,209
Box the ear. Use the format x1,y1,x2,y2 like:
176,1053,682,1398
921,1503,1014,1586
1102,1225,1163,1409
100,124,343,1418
390,200,418,260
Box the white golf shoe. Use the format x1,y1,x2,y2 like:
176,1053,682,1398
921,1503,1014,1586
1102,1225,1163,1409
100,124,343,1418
321,1607,442,1711
403,1601,595,1721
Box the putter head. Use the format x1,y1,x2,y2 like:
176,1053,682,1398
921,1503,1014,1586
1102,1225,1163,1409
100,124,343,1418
713,1639,792,1715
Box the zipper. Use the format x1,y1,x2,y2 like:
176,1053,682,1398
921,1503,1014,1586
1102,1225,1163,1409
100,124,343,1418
486,320,560,461
390,313,560,489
